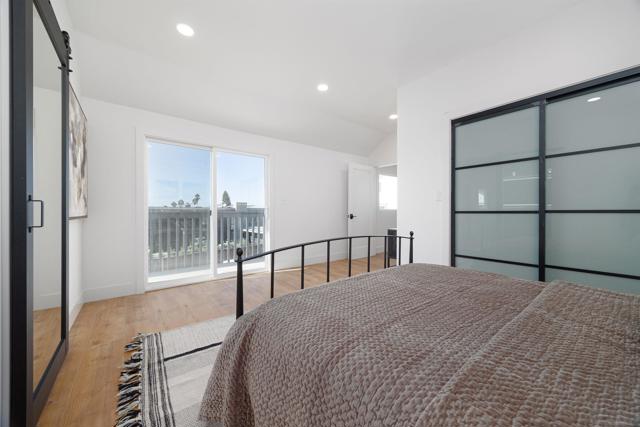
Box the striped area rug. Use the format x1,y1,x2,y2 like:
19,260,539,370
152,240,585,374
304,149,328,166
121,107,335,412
116,316,235,427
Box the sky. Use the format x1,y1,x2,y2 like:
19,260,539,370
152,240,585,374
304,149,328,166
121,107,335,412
147,141,265,208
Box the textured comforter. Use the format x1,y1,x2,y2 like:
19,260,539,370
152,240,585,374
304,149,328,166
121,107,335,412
199,264,640,426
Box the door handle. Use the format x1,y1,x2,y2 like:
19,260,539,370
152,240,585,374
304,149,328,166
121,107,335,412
28,196,44,232
348,213,357,220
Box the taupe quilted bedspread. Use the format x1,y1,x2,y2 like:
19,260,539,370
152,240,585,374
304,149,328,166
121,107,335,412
199,264,640,426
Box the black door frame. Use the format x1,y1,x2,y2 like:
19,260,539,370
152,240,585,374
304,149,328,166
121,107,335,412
10,0,71,424
450,65,640,283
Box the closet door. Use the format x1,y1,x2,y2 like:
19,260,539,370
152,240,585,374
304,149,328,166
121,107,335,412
453,106,540,281
545,79,640,293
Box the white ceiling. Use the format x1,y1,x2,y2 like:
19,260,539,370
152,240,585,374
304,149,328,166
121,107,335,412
66,0,579,155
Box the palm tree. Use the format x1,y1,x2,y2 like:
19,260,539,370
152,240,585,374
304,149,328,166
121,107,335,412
222,190,231,207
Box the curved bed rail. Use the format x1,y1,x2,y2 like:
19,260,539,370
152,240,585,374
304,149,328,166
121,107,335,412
235,231,414,318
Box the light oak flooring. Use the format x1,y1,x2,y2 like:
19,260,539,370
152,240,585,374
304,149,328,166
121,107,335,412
37,253,395,426
33,308,62,389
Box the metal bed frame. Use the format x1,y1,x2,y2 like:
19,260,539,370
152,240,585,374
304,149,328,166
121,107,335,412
235,232,414,318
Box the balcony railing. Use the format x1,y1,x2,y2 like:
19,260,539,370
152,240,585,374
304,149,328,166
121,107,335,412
217,205,266,265
148,205,266,276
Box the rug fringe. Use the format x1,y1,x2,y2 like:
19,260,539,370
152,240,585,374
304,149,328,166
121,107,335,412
115,334,145,427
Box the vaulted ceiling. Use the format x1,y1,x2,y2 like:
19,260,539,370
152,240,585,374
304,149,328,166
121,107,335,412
66,0,580,155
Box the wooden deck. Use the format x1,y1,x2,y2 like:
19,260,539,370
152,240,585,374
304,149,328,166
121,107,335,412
37,253,394,426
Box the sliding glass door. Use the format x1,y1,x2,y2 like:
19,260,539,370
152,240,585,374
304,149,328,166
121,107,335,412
544,79,640,293
147,140,212,279
453,106,541,281
146,140,268,286
215,151,267,274
451,69,640,293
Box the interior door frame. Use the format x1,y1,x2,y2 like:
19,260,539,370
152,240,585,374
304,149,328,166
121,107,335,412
10,0,71,424
450,65,640,283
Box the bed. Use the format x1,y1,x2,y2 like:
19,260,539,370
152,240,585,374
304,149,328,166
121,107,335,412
199,263,640,426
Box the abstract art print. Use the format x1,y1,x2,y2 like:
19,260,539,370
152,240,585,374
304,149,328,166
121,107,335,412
69,84,88,218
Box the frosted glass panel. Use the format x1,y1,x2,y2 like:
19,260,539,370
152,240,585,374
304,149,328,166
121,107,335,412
546,214,640,276
547,80,640,155
456,107,539,167
456,214,538,264
456,161,538,211
456,257,538,281
546,147,640,210
546,269,640,295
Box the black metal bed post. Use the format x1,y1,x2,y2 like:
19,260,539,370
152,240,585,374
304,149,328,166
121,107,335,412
348,237,353,277
236,248,244,318
409,231,414,264
384,236,388,268
300,245,305,289
367,236,371,272
270,253,275,299
326,241,330,282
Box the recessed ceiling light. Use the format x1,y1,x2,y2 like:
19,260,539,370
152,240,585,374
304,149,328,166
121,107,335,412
587,96,601,103
317,83,329,92
176,23,195,37
389,114,398,120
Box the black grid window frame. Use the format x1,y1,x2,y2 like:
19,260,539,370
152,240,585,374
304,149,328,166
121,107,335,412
450,66,640,284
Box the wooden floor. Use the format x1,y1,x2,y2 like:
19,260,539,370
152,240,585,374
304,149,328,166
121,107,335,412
33,308,61,389
37,253,394,426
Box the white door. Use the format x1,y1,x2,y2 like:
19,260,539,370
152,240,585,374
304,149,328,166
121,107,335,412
347,163,375,259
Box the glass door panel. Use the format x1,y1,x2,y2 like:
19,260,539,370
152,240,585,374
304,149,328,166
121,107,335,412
455,213,538,265
147,141,212,279
216,151,266,274
455,107,539,167
546,269,639,295
456,161,538,211
546,80,640,155
456,257,538,281
546,214,640,277
546,146,640,210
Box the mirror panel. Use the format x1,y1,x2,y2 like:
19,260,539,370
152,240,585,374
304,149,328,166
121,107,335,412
32,7,63,391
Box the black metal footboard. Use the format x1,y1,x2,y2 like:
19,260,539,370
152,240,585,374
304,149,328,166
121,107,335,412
235,232,414,318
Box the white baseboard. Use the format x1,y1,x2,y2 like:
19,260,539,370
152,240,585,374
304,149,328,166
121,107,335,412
83,282,135,303
33,292,62,310
69,301,83,329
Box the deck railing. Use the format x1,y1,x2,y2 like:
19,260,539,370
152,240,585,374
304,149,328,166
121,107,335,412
217,206,266,265
234,231,414,318
148,205,266,276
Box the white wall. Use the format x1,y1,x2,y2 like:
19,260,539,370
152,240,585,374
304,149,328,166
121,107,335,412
397,0,640,265
369,132,396,166
0,0,9,421
81,97,369,301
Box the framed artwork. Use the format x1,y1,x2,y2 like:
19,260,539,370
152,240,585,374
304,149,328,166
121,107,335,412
69,84,88,218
